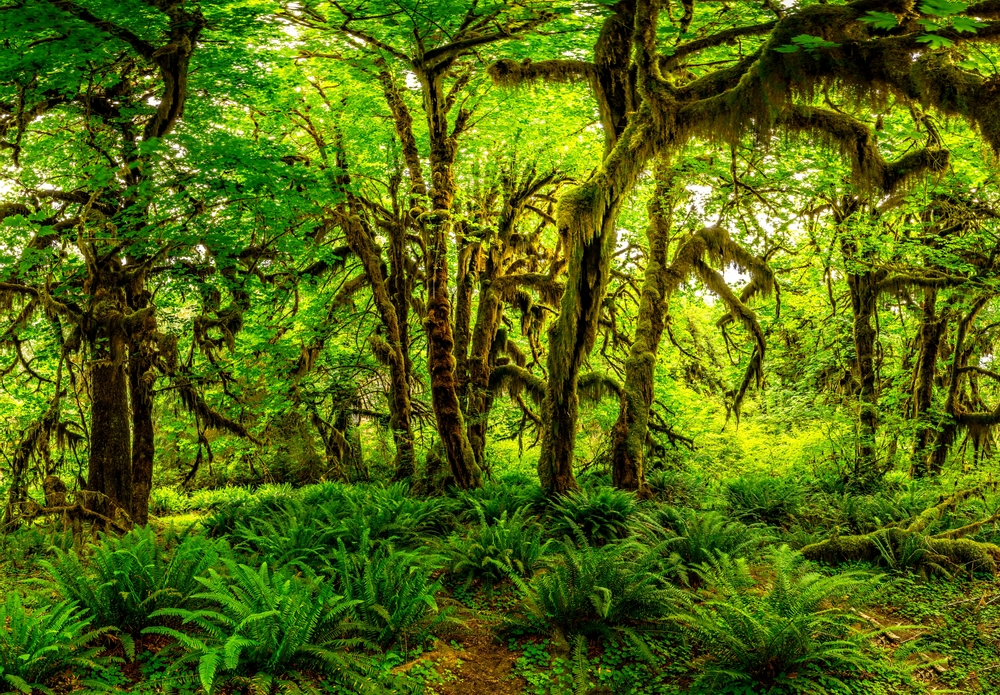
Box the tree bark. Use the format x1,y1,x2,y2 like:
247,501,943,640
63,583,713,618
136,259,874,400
420,66,482,489
846,268,880,485
88,359,132,517
910,289,947,476
611,173,672,492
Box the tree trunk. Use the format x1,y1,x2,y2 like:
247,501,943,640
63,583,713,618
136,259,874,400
341,213,416,479
420,68,481,490
129,350,154,526
425,210,482,489
467,276,503,465
88,358,133,517
611,175,671,491
847,269,880,485
910,289,947,477
539,186,623,493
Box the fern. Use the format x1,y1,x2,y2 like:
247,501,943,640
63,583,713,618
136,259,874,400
146,561,371,695
636,506,769,584
331,531,451,653
444,504,552,586
551,487,637,546
725,475,803,526
0,593,109,695
509,537,684,652
682,545,884,693
457,481,538,525
233,505,338,574
41,525,226,634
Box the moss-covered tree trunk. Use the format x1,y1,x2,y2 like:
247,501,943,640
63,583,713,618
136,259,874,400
536,0,647,494
467,274,503,465
87,283,134,518
847,269,880,483
128,334,155,526
610,174,672,492
910,289,947,477
421,68,482,490
539,185,625,493
341,213,416,479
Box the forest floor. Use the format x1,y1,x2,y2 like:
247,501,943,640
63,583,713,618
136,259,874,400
6,474,1000,695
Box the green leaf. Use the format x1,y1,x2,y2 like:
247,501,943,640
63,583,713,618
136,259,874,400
952,16,987,32
858,11,899,30
917,33,955,48
920,0,969,16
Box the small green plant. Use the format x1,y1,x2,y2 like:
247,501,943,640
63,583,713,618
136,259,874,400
725,475,803,526
645,469,707,507
147,561,370,695
42,525,226,634
0,593,109,694
681,546,886,694
637,506,768,583
331,532,450,652
149,488,192,517
444,505,551,586
457,481,537,525
234,507,338,573
551,487,637,546
509,537,683,652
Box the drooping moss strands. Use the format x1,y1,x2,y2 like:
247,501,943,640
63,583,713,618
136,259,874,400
535,0,668,495
927,296,991,474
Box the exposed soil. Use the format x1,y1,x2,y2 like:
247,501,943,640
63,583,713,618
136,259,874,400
398,618,525,695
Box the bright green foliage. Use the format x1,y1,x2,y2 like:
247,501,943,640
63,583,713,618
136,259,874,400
42,526,227,634
725,476,803,526
457,481,539,525
551,488,638,545
234,505,339,574
330,534,449,653
637,506,769,583
0,594,108,695
681,546,884,694
146,562,370,695
510,538,684,651
444,505,552,586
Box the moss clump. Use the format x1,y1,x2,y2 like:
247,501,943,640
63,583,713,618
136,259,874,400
801,490,1000,576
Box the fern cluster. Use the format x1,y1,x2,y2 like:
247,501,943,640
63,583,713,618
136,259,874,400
147,561,371,695
725,475,803,526
443,504,552,586
551,487,638,546
0,593,109,695
42,525,227,635
636,506,769,584
510,537,683,652
330,533,449,653
681,545,883,694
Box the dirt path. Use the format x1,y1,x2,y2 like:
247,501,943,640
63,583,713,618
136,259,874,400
398,618,525,695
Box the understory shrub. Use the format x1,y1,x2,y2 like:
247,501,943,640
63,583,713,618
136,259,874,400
681,545,884,694
331,533,450,652
725,475,803,526
147,562,370,695
510,538,683,650
637,506,768,583
443,505,551,586
0,593,109,694
42,525,227,634
551,487,637,545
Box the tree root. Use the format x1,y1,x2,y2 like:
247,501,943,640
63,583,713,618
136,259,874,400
801,489,1000,576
